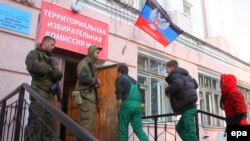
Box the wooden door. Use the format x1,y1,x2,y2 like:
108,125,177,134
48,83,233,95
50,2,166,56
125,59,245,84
95,64,118,141
65,63,119,141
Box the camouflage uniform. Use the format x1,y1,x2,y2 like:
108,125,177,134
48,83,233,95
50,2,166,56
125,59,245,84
76,45,101,133
24,46,62,141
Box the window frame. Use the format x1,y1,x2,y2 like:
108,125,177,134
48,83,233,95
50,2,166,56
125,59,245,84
137,53,172,122
198,73,224,127
136,0,147,11
237,85,250,122
183,0,192,18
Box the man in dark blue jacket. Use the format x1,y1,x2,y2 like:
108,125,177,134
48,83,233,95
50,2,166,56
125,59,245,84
165,60,198,141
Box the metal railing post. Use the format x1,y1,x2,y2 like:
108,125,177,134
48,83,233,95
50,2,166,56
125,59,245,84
0,101,6,141
14,87,25,141
195,112,199,141
154,117,157,141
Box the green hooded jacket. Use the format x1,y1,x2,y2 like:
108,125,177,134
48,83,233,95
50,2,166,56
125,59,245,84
76,45,101,103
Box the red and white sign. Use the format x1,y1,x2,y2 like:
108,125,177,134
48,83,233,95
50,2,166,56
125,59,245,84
37,2,109,60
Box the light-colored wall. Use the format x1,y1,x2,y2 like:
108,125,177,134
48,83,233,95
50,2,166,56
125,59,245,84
0,0,39,99
2,0,249,99
165,0,184,12
0,0,140,98
0,0,250,141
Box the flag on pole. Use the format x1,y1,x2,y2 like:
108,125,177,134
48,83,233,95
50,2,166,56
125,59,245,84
135,0,183,46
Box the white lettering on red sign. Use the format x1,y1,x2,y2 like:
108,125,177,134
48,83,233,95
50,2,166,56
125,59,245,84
47,21,102,43
46,31,85,47
38,2,109,60
44,9,107,35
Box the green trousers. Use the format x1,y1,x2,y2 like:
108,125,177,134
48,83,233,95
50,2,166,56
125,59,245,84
176,106,198,141
118,101,149,141
118,76,149,141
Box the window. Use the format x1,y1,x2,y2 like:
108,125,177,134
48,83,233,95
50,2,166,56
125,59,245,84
138,55,148,71
183,1,191,18
200,73,250,127
136,0,147,10
138,75,147,116
151,78,162,115
138,54,167,75
199,73,224,127
138,53,171,121
237,85,250,122
150,58,161,73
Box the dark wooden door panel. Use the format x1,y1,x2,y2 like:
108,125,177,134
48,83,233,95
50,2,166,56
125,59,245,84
95,64,118,141
65,64,118,141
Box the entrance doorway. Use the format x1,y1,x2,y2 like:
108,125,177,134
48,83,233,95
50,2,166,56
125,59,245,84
61,60,78,141
61,60,119,141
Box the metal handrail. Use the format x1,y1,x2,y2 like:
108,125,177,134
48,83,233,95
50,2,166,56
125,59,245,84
0,83,98,141
139,110,226,141
140,113,176,141
195,110,226,140
197,110,226,120
1,83,226,141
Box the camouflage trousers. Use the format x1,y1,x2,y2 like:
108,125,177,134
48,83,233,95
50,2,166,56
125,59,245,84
24,86,59,141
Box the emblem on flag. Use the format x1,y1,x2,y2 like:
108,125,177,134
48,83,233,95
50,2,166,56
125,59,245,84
135,0,182,47
149,9,170,30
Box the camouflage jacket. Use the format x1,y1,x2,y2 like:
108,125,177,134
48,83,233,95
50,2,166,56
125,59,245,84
25,46,53,91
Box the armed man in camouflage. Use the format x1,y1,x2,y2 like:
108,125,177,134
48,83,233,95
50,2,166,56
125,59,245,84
24,36,63,141
75,45,102,135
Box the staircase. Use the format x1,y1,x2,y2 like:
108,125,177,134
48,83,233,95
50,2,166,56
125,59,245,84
0,83,98,141
0,83,226,141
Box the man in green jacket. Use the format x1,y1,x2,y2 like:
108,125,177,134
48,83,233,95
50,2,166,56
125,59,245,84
24,36,63,141
76,45,102,134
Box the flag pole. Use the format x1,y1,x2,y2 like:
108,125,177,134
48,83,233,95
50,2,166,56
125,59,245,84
122,26,136,55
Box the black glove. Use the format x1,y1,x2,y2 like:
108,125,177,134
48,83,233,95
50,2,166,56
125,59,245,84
226,113,246,124
49,57,57,67
51,70,63,81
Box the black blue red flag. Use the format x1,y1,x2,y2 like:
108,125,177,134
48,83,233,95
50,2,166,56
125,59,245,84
135,0,183,46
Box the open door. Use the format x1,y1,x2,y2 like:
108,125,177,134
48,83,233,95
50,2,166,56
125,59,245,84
64,63,118,141
63,60,78,141
95,64,118,141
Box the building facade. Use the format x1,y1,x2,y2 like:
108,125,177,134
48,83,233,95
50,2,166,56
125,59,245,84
0,0,249,141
